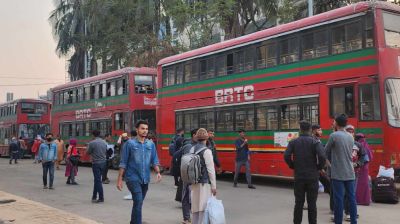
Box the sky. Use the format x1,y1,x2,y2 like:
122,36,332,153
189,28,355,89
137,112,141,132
0,0,66,104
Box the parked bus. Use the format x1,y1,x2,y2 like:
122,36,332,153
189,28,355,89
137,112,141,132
157,2,400,178
0,99,51,157
51,67,157,167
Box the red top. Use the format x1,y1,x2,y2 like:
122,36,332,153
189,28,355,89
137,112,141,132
67,146,78,158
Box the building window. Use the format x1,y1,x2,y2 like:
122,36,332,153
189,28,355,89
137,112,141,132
330,86,355,117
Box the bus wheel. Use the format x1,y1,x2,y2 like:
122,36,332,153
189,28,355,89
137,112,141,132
111,156,120,170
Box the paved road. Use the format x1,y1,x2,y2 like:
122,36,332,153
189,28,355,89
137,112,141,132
0,158,399,224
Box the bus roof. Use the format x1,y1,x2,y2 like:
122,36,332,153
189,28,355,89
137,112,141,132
158,1,400,67
52,67,156,92
0,98,50,107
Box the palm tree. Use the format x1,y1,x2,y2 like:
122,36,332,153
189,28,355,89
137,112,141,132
49,0,86,81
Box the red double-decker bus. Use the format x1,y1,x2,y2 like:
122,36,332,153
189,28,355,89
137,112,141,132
51,67,157,166
0,99,51,157
157,2,400,178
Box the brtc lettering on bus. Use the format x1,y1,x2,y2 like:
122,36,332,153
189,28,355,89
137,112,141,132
75,109,91,120
215,85,254,104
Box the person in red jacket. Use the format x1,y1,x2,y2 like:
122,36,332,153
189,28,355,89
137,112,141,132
65,139,79,185
31,135,42,163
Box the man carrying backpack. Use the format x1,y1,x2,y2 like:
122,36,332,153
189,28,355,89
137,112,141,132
175,128,198,224
284,121,326,224
170,128,184,187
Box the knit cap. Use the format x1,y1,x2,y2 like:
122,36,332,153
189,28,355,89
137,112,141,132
195,128,209,141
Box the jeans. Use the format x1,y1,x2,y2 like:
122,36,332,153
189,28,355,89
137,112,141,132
182,183,191,221
293,179,319,224
126,181,149,224
42,161,55,187
10,152,19,164
331,179,357,224
92,162,106,200
233,160,252,185
102,160,111,181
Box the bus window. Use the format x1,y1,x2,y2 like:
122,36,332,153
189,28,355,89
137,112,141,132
280,37,299,64
90,85,96,99
206,57,215,79
184,112,198,132
116,79,124,95
315,30,328,57
385,79,400,127
84,86,91,100
101,83,107,98
175,113,184,130
21,103,34,114
303,103,319,124
235,106,255,131
176,64,184,84
227,53,234,75
234,50,245,73
330,86,354,117
365,13,374,48
54,92,60,105
199,110,215,131
346,21,362,51
114,113,124,130
132,110,156,130
383,12,400,48
302,33,314,60
35,104,48,114
76,122,84,136
256,45,267,69
359,83,381,121
280,104,300,130
216,109,233,132
183,63,193,83
200,59,207,80
332,25,346,54
135,75,154,94
216,55,227,76
110,81,116,96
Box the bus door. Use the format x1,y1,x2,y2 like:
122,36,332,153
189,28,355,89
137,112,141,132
112,111,131,137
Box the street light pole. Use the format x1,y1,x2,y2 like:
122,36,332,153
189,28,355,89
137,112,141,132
308,0,314,17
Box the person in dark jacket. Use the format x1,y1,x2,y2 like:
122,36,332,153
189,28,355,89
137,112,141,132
284,121,326,224
233,129,255,189
171,128,184,187
177,128,198,224
206,129,222,174
9,137,20,164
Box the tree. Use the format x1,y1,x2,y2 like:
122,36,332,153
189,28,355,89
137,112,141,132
49,0,87,81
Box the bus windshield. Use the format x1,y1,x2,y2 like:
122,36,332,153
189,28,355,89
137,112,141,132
385,79,400,127
19,124,50,139
383,12,400,48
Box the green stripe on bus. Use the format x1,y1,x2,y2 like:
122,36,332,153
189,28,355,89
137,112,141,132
53,94,129,113
159,59,376,98
159,48,376,94
322,128,383,136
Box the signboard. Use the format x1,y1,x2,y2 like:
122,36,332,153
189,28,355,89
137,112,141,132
144,96,157,106
75,109,91,120
274,132,299,147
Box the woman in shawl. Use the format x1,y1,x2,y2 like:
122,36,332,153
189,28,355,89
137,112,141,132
65,139,79,185
355,133,373,205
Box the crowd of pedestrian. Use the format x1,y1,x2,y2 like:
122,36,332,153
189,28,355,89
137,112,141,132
284,114,374,224
6,113,379,224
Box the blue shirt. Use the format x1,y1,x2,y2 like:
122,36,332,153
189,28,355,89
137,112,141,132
119,138,160,184
38,142,58,162
235,138,249,162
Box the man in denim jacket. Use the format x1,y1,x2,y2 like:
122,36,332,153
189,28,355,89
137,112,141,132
38,133,58,189
117,120,162,224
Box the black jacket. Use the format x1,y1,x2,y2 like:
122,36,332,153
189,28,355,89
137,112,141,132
284,134,326,180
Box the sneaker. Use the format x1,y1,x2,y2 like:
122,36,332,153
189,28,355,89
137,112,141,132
91,198,97,203
49,186,54,190
345,215,351,222
103,179,110,184
248,185,256,189
233,183,237,188
66,181,71,185
71,182,79,185
96,199,104,203
43,186,48,189
9,160,12,164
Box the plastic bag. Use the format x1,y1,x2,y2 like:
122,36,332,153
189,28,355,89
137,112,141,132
318,181,324,193
377,165,394,179
203,196,226,224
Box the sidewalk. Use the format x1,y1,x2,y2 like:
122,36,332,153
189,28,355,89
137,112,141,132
0,191,100,224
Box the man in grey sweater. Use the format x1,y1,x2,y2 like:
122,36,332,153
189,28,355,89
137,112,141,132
87,130,107,203
325,114,357,224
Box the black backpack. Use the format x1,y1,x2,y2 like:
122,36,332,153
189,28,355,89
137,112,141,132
372,176,399,204
169,135,179,156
